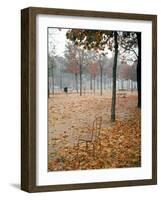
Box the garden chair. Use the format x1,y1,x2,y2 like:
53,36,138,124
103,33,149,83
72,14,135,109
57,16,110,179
76,116,102,157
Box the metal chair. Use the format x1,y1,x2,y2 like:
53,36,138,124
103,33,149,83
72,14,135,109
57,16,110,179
76,116,102,157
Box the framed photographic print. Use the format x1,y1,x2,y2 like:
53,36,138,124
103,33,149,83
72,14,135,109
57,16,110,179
21,7,157,192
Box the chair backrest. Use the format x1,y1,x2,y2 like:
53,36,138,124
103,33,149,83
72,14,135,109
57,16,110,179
91,116,102,140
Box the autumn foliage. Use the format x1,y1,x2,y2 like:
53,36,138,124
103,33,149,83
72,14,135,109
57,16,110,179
48,93,141,171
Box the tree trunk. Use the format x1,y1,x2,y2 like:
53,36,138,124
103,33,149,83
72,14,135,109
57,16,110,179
136,32,141,108
100,66,103,95
121,79,124,90
51,67,54,95
75,73,78,93
97,76,99,90
108,78,111,89
94,76,96,94
60,72,63,90
90,74,92,90
131,80,133,92
80,64,82,96
128,79,130,91
118,79,120,90
111,31,118,122
104,75,106,90
110,78,112,89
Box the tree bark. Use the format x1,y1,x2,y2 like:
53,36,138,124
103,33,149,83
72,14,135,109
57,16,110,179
111,31,118,122
136,32,141,108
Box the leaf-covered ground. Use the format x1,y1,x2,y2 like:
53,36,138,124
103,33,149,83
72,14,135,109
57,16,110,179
48,91,141,171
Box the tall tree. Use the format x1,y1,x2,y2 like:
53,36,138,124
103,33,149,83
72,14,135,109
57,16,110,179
111,32,118,121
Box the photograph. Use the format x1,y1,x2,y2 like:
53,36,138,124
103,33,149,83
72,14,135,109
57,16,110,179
47,28,141,171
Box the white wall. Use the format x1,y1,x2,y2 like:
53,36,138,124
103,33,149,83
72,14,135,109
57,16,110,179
0,0,160,199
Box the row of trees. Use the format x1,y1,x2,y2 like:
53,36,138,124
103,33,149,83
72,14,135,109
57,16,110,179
65,42,137,95
48,47,137,96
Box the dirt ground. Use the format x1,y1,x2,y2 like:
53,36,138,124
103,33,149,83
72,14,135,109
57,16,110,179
48,91,141,171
